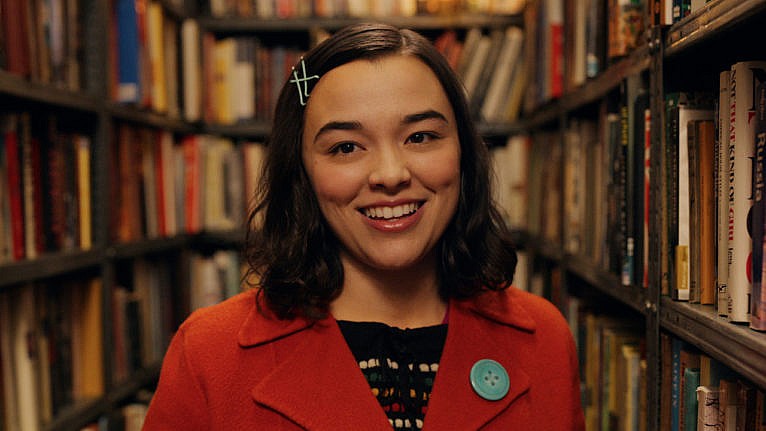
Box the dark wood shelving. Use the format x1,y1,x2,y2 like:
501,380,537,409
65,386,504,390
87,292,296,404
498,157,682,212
199,14,522,33
203,120,272,138
660,298,766,390
107,237,188,260
107,104,197,133
665,0,766,57
563,253,647,315
0,70,102,113
42,398,107,431
520,46,652,130
0,250,104,288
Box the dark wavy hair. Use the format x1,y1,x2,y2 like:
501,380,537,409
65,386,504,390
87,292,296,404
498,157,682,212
245,23,517,320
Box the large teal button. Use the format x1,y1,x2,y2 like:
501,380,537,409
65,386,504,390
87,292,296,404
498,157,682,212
470,359,509,401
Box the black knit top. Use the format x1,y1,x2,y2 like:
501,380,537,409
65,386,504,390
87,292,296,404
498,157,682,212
337,321,448,430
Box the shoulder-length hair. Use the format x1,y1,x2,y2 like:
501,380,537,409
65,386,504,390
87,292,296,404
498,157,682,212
245,23,517,320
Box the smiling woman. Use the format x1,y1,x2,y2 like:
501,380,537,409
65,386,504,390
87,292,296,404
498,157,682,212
143,23,585,431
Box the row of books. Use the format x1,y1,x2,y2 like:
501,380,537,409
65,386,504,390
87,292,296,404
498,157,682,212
434,26,527,123
492,61,766,331
112,258,175,384
568,303,647,431
113,7,531,125
523,0,647,110
0,249,243,430
0,112,92,263
205,0,525,19
111,0,182,118
111,250,242,382
665,61,766,329
0,0,83,90
0,279,103,431
661,334,766,431
651,0,716,26
194,29,304,124
110,123,265,243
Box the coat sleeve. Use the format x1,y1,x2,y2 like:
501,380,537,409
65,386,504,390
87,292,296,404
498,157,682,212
143,326,211,430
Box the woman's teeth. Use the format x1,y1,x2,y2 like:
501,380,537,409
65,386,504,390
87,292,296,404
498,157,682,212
364,203,419,220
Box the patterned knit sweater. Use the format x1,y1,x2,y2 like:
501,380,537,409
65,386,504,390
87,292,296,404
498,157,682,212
337,321,448,430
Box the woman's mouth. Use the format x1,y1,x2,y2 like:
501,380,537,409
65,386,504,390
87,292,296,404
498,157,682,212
361,202,422,220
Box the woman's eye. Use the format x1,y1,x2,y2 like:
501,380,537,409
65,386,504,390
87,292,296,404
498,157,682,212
332,142,358,154
408,132,436,144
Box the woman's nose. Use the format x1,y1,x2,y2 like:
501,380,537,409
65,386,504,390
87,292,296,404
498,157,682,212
368,146,412,191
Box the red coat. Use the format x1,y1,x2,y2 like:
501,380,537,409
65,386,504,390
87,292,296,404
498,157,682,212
143,287,585,430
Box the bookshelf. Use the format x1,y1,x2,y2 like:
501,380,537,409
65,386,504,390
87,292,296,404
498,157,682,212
4,0,764,429
509,0,766,429
0,0,525,429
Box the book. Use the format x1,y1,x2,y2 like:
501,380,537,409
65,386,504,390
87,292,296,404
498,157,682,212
688,120,716,304
116,0,141,103
1,0,31,77
162,16,180,119
75,279,104,398
12,286,41,431
181,19,202,122
585,0,606,79
3,115,24,261
563,120,586,255
680,352,701,431
74,135,92,250
697,386,721,430
753,69,766,331
727,61,766,323
146,1,167,113
233,37,256,122
717,70,731,316
480,27,524,122
665,92,714,301
719,378,741,431
181,135,203,234
608,0,645,59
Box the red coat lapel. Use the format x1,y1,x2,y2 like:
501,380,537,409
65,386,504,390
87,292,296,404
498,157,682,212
423,292,535,430
248,317,392,430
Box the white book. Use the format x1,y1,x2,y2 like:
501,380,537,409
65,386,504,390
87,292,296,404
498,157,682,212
234,38,256,122
717,70,731,316
696,386,721,430
727,61,766,322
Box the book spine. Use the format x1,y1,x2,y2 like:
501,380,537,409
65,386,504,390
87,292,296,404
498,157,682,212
688,120,700,302
75,135,91,250
4,119,25,261
718,70,731,316
116,0,141,103
728,61,766,322
697,386,722,430
753,70,766,331
698,120,717,305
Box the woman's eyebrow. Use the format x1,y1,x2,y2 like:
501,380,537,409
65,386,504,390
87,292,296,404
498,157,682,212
314,120,362,142
402,110,448,125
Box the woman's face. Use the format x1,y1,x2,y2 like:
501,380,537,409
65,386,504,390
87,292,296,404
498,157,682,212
302,54,461,272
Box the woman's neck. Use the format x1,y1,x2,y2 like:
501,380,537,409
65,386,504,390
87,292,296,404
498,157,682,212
330,253,447,329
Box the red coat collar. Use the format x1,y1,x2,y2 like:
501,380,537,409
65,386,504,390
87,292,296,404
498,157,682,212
236,289,536,430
